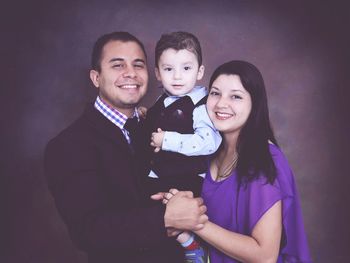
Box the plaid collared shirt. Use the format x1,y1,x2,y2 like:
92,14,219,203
94,96,138,144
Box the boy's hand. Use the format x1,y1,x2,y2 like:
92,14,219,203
150,128,164,152
137,106,147,119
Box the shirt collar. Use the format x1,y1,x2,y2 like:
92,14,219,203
94,96,139,130
163,86,207,107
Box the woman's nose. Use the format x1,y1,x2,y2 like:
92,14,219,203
216,97,229,108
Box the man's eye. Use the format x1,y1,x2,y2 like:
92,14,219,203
134,64,145,69
112,64,123,68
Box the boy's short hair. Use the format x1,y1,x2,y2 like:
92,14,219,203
155,31,202,68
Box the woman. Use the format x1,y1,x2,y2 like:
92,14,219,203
154,60,312,262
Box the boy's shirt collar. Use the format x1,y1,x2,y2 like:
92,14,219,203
163,86,207,107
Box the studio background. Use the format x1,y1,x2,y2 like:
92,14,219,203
2,0,349,262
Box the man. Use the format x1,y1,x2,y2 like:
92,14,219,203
45,32,207,263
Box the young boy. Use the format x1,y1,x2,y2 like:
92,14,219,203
142,32,221,262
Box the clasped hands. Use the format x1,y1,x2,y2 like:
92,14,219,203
151,189,208,237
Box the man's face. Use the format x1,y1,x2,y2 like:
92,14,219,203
90,40,148,116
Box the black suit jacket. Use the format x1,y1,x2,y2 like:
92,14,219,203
45,104,183,263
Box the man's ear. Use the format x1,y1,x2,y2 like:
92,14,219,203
155,67,161,81
90,70,100,88
197,65,205,80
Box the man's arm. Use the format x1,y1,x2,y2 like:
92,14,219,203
45,136,207,253
44,137,168,253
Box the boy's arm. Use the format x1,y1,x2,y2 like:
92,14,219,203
160,104,222,156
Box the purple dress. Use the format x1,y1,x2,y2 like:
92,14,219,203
201,144,312,263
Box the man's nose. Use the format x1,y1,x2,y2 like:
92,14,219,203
123,65,136,78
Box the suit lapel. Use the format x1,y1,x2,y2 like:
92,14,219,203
83,104,131,151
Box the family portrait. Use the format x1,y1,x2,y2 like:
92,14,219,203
3,1,349,262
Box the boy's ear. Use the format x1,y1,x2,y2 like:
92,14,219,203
155,67,162,81
90,70,100,88
197,65,205,80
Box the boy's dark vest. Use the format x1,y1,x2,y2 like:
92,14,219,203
145,93,208,180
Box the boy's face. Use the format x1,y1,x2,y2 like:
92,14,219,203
155,48,204,96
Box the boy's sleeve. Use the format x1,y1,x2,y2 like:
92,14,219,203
162,104,222,156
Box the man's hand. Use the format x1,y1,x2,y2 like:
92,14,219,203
164,191,208,231
166,227,183,237
150,128,164,152
151,188,178,204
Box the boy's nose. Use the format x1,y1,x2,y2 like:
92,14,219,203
173,70,182,79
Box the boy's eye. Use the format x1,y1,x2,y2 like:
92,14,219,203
164,67,172,71
184,66,191,70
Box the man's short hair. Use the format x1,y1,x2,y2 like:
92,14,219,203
155,31,202,68
91,32,147,72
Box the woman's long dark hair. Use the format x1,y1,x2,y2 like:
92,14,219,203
209,60,278,184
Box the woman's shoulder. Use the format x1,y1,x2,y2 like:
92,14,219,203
268,143,290,168
268,142,281,155
268,143,296,195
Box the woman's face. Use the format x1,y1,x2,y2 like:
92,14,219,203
206,74,252,136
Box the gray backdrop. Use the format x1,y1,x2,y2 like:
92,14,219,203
2,0,349,262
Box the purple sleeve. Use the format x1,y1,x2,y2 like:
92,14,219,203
236,174,284,235
237,145,312,262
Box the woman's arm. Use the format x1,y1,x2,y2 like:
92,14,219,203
195,200,282,263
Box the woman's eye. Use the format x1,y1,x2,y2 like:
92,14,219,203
232,95,242,99
209,91,219,96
